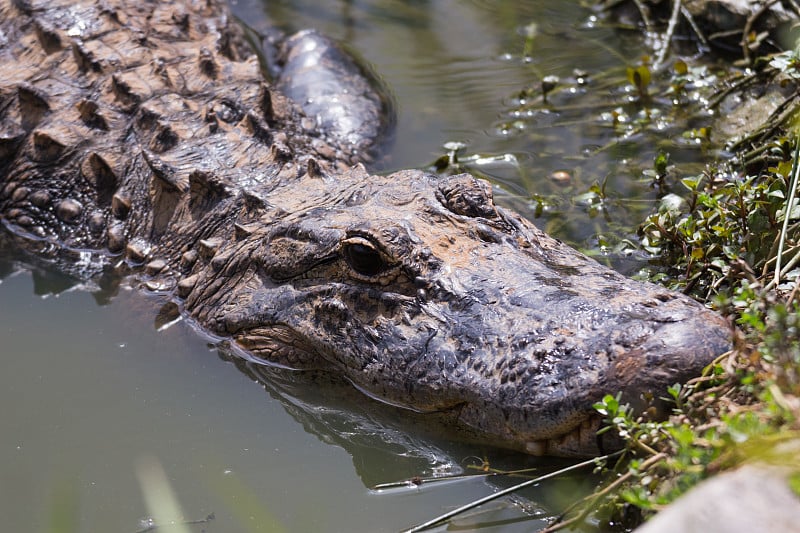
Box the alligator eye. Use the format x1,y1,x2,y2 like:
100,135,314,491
342,239,387,278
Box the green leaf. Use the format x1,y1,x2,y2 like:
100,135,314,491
627,65,651,93
654,151,670,176
788,472,800,498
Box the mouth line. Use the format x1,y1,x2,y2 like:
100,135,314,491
228,323,617,456
231,324,326,370
523,415,608,457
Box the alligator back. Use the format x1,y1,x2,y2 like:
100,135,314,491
0,0,346,264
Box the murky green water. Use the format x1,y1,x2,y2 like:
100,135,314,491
0,1,692,531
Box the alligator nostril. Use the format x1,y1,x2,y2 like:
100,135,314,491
475,223,502,244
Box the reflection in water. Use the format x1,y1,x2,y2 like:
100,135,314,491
0,250,573,532
227,352,464,488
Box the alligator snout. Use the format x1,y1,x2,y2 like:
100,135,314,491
410,247,730,456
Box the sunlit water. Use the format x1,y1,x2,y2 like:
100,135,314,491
0,1,701,531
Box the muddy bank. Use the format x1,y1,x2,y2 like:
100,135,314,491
599,0,796,59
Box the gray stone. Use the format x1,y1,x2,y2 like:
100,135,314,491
637,463,800,533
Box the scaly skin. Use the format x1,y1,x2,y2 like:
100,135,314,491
0,0,730,456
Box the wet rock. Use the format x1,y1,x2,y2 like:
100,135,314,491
636,463,800,533
712,72,798,145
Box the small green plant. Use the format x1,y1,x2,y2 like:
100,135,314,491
626,63,651,99
639,150,797,298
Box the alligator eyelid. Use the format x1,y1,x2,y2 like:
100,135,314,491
340,239,390,279
341,233,384,250
341,235,396,259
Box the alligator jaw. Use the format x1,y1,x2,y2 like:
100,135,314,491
232,325,326,370
524,416,609,457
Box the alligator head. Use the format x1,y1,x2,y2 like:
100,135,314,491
182,165,730,456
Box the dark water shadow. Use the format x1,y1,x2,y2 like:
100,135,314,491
216,344,599,521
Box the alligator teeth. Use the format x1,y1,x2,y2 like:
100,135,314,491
125,240,150,263
144,280,165,291
87,211,105,234
210,251,232,272
145,259,167,275
180,250,199,270
106,223,126,253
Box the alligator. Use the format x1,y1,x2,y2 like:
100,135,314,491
0,0,731,457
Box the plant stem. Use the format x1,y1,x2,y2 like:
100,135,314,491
403,452,622,533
